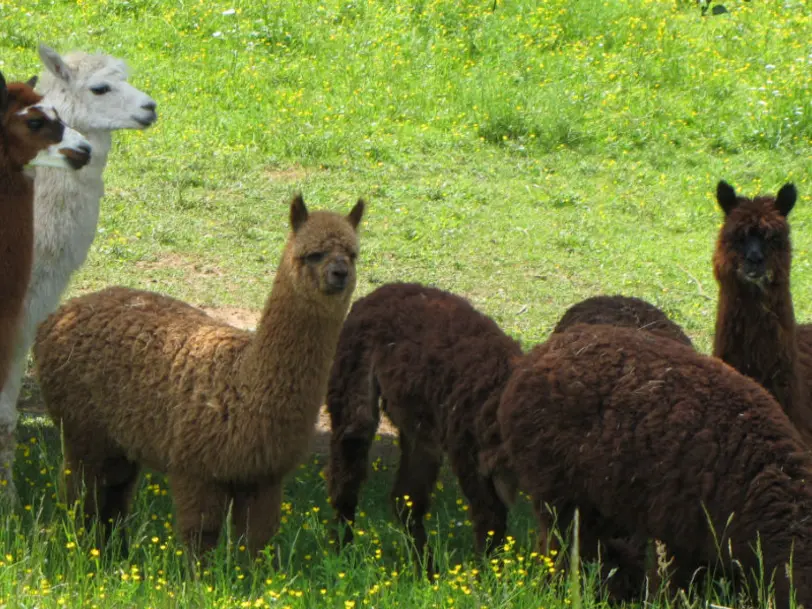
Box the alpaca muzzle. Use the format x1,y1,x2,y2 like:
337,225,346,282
325,261,350,294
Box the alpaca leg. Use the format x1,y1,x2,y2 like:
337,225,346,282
0,380,20,506
169,474,229,557
327,414,378,545
60,438,109,526
0,419,17,507
449,444,509,556
531,498,558,557
233,482,283,556
390,431,442,574
97,456,140,555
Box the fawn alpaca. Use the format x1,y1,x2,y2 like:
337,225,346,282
0,71,91,494
713,180,812,446
0,44,157,502
35,195,364,555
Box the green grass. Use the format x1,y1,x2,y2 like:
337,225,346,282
1,0,811,606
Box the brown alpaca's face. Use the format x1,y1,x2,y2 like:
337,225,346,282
715,180,796,291
0,75,91,171
288,195,364,299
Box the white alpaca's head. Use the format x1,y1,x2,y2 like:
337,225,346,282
36,44,157,134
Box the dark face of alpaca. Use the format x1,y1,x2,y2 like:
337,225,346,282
714,180,797,292
288,194,365,297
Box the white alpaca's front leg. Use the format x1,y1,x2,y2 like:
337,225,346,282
0,382,20,507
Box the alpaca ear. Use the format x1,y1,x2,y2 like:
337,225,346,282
289,193,308,232
0,72,7,115
776,183,797,217
346,198,365,230
716,180,738,215
25,76,38,89
38,44,72,84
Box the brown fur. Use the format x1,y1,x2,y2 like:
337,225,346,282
34,194,365,555
0,74,68,395
499,323,812,607
712,180,812,447
553,294,692,347
326,282,523,567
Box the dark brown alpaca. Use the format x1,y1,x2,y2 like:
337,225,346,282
0,72,90,395
327,282,523,568
553,294,692,347
34,194,364,555
499,323,812,608
712,180,812,446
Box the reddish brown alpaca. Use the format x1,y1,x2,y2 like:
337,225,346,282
712,180,812,446
0,75,56,396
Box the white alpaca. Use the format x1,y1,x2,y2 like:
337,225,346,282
0,44,157,500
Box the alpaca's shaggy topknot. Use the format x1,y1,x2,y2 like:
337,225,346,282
499,323,812,608
327,282,523,565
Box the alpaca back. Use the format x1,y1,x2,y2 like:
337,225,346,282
552,294,692,347
328,282,522,451
499,323,812,606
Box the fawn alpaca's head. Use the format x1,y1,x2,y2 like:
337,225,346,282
0,72,92,172
285,193,365,303
714,180,797,292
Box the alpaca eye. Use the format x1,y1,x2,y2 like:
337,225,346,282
90,84,111,95
305,252,325,264
27,118,45,131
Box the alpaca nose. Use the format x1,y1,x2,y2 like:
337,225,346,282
60,143,92,170
142,101,157,113
326,263,349,291
745,243,764,264
329,267,348,286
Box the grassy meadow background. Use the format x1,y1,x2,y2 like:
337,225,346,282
1,0,811,606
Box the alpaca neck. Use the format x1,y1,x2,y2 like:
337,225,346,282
0,160,35,308
239,259,347,411
713,278,809,438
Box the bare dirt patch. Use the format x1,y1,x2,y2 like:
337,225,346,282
136,253,225,279
263,164,309,183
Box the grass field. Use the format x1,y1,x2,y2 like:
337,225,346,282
1,0,811,606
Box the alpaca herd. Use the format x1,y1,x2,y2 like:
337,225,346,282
0,41,809,609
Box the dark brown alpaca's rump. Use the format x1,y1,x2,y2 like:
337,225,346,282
499,323,812,608
327,282,522,562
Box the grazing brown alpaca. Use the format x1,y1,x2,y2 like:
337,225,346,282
34,194,364,555
327,282,523,569
0,72,90,395
712,180,812,446
553,294,692,347
499,323,812,608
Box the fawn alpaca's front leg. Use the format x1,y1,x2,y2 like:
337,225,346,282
233,482,283,556
169,474,230,556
